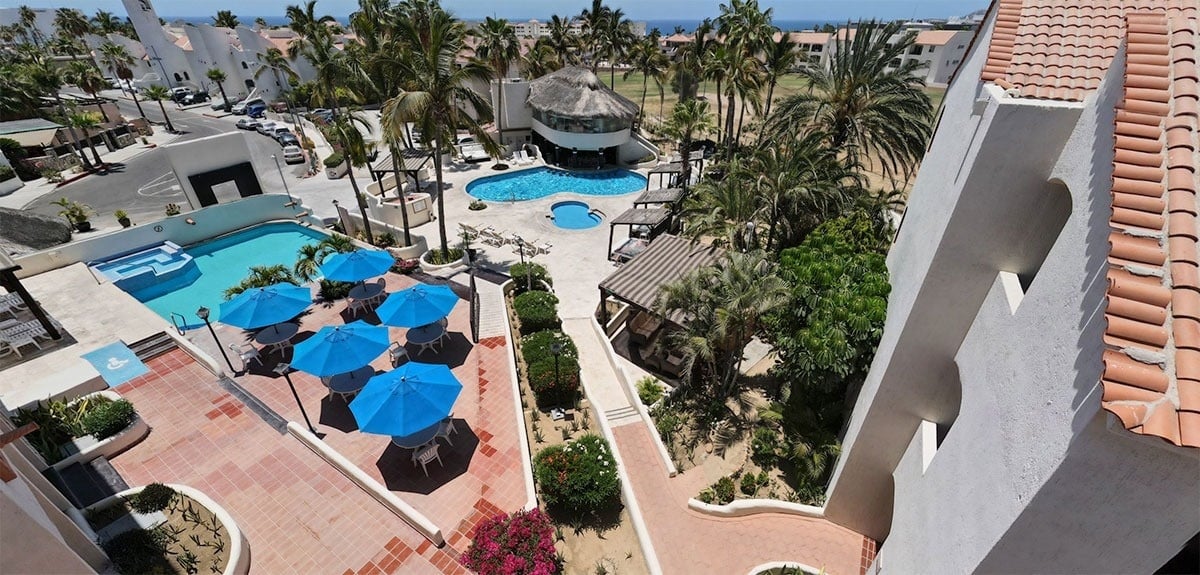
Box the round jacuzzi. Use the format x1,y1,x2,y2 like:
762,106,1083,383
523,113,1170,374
550,201,602,230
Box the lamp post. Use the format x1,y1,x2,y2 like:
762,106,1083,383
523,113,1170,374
271,154,296,206
196,306,234,372
273,363,317,435
550,341,562,405
514,235,532,291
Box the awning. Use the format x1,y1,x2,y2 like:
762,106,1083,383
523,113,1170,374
611,208,671,227
633,188,684,206
648,162,683,175
371,148,433,174
599,235,724,322
4,128,60,147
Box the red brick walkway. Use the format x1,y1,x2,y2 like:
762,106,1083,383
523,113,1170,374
113,350,475,573
612,423,863,575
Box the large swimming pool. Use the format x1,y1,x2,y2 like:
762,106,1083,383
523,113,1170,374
106,223,328,329
466,166,647,201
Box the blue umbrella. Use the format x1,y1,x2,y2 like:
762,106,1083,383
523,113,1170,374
375,284,459,328
350,362,463,436
290,320,389,377
218,283,311,330
319,249,395,282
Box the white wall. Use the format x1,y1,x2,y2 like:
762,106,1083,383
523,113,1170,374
531,119,630,151
161,131,259,209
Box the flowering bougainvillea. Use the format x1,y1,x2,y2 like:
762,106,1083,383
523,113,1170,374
461,508,560,575
532,434,620,516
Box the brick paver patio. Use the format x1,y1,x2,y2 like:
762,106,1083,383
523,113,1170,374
612,423,864,575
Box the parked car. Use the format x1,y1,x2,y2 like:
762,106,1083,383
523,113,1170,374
277,133,300,148
255,121,278,136
245,103,267,118
271,127,292,142
181,92,209,105
103,76,118,89
169,87,193,103
308,108,333,123
231,98,264,115
211,99,231,111
235,117,261,130
281,145,305,164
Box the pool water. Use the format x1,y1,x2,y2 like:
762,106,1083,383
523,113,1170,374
112,223,328,329
466,166,646,201
92,242,195,293
551,201,602,230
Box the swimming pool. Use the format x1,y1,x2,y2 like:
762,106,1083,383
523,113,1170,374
466,166,646,201
105,223,328,329
550,201,602,230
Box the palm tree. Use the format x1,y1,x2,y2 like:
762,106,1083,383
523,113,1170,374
761,32,797,117
660,99,714,194
212,10,239,29
545,15,578,66
475,17,520,142
65,109,105,167
326,110,375,243
682,161,761,251
206,68,231,112
600,8,634,87
774,20,933,180
285,0,335,51
97,41,145,118
254,17,269,30
255,47,303,135
624,35,668,122
224,265,299,299
0,62,40,121
91,10,121,35
53,8,91,55
18,6,43,49
66,62,110,122
522,41,562,78
142,85,176,132
26,60,92,169
657,250,788,400
380,6,497,256
579,0,608,72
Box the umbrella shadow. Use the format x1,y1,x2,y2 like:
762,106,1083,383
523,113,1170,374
405,332,473,368
339,306,382,325
318,395,360,433
375,421,479,495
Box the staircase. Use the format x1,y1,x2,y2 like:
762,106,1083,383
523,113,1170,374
46,456,129,508
128,331,177,362
604,404,642,427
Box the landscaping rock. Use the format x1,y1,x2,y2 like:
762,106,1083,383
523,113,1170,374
0,207,71,255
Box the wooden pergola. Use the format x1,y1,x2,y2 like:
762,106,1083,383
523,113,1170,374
368,148,433,194
632,188,684,208
0,251,60,342
607,207,672,261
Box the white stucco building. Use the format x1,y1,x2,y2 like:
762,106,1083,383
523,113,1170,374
824,1,1200,573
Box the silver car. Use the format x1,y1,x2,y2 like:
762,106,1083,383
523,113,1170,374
255,121,278,136
282,145,305,164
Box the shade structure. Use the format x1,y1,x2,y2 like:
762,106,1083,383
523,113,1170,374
319,249,395,282
217,283,312,330
289,320,389,377
350,362,463,437
375,284,458,328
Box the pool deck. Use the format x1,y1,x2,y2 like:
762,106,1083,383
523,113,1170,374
0,263,172,411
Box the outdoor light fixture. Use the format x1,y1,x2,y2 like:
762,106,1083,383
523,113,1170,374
550,341,563,404
274,363,317,435
197,306,234,372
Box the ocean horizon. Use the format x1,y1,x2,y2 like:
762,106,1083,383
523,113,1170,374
163,15,842,34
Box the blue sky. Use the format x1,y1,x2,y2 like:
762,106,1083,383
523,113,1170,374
7,0,989,21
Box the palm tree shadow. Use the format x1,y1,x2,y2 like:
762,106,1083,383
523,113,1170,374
375,422,478,495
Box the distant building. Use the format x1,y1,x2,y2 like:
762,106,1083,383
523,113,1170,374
824,23,974,87
0,7,57,46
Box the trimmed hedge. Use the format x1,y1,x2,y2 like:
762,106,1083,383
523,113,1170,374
81,399,136,440
520,330,578,366
527,357,580,407
129,483,177,514
510,262,552,294
323,152,344,168
512,291,559,336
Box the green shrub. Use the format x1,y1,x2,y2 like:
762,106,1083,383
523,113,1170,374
373,232,397,248
129,483,176,514
709,476,736,504
533,434,620,517
740,472,770,496
426,247,464,265
527,357,580,407
636,377,662,406
468,199,487,211
318,279,353,301
510,262,552,294
0,165,14,182
520,330,577,366
12,395,116,463
81,399,136,440
513,291,560,335
322,152,344,168
103,527,172,574
750,427,780,467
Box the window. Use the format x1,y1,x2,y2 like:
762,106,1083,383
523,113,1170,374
908,45,922,55
183,71,190,80
929,45,936,53
811,44,822,52
957,44,964,50
173,72,182,82
240,61,248,69
889,58,901,68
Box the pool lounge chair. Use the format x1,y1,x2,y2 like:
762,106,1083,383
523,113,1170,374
479,228,507,247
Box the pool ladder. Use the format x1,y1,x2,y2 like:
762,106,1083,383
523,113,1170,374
168,312,188,336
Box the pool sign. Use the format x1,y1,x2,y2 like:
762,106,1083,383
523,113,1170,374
82,342,149,387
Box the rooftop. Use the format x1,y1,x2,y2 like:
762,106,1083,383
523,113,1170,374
599,235,724,322
526,67,640,122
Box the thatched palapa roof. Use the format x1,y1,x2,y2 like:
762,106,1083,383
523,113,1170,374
526,66,639,122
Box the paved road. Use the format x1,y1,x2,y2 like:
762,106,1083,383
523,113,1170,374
25,95,309,226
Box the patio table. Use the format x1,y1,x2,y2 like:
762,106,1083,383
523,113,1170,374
326,365,375,398
255,322,299,354
406,323,446,355
348,282,385,303
390,423,440,449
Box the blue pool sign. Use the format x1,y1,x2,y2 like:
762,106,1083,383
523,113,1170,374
82,342,149,387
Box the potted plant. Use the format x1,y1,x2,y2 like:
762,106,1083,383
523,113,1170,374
114,209,132,228
164,203,181,216
323,152,347,179
52,197,93,232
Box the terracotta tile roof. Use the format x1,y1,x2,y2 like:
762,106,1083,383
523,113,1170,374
778,31,831,46
915,30,960,46
1100,10,1200,448
980,0,1198,101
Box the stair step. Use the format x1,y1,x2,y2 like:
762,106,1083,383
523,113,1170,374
605,406,640,420
127,332,177,361
48,456,130,508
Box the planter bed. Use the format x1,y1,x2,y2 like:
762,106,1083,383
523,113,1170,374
12,390,149,470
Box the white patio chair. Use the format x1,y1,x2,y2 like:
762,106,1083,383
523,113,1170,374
411,442,444,477
388,341,409,367
479,228,507,247
435,416,458,447
459,223,480,240
347,296,371,317
229,343,262,369
2,333,40,358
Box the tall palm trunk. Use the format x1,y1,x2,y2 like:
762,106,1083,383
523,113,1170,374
495,74,505,143
713,79,722,141
640,74,648,123
54,95,92,170
389,144,413,247
85,133,103,166
724,90,736,149
347,164,374,244
274,70,304,140
155,100,176,132
764,79,776,118
214,81,229,112
431,136,449,255
129,88,146,118
735,98,747,147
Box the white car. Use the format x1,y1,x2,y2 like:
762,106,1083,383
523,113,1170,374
231,98,263,115
255,121,278,135
235,117,260,130
281,145,305,164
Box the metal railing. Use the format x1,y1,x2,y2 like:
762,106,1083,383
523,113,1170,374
168,312,187,336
